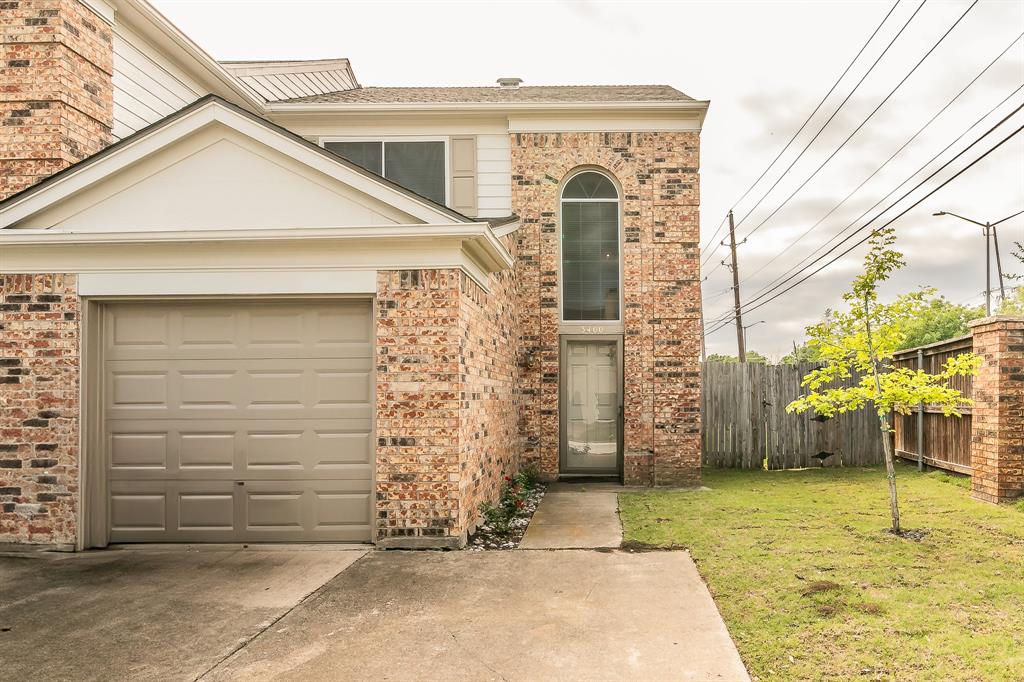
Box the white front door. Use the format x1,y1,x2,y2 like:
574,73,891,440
561,338,621,474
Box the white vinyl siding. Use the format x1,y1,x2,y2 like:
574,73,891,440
475,134,512,218
112,28,205,139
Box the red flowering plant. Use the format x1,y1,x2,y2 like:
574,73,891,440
478,468,541,536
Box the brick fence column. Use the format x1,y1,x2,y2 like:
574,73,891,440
969,316,1024,503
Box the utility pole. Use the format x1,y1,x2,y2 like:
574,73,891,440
934,210,1024,316
985,222,992,316
992,224,1006,305
727,209,746,362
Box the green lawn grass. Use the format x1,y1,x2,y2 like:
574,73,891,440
619,465,1024,681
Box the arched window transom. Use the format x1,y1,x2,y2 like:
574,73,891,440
560,171,621,322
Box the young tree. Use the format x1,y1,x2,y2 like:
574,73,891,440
787,227,980,534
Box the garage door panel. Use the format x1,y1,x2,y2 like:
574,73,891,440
109,432,168,469
315,491,372,528
105,301,373,360
106,420,372,480
105,360,372,420
110,371,169,408
110,488,167,534
102,300,374,543
241,481,373,542
179,432,236,470
178,492,235,531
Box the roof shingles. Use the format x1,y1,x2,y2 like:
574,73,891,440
275,85,695,105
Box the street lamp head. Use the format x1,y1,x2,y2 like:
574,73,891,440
932,211,946,216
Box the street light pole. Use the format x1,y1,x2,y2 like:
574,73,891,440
742,320,766,353
933,210,1024,315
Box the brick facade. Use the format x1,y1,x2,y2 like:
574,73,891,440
510,132,702,486
457,267,521,534
970,316,1024,503
0,274,80,546
0,2,706,548
0,0,113,200
375,267,523,547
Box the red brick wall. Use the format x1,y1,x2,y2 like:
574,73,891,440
375,266,524,546
458,268,521,534
970,316,1024,503
0,274,79,546
375,269,463,546
511,132,702,486
1,0,113,199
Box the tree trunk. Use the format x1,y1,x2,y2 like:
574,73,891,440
864,293,901,534
878,413,901,534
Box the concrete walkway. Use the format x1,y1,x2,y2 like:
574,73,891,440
205,550,751,681
519,482,623,549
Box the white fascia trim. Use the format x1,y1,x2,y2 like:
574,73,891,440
0,101,468,228
112,0,266,110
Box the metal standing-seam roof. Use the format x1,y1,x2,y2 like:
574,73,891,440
273,84,696,105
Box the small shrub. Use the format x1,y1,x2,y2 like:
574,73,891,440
479,501,512,534
478,469,542,536
517,464,541,489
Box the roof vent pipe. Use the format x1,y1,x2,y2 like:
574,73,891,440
497,77,523,89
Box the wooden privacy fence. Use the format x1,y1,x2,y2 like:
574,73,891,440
702,361,885,469
892,335,974,474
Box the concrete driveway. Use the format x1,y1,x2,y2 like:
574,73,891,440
1,546,747,681
0,546,367,681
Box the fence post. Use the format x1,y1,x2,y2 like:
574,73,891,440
917,348,924,472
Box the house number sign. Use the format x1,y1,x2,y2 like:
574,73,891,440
579,326,607,334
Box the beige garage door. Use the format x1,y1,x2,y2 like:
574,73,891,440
102,300,374,543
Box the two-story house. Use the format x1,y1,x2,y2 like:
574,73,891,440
0,0,708,549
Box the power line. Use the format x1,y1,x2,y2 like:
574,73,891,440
705,106,1024,336
704,86,1019,333
731,0,928,234
736,0,979,241
713,124,1024,329
711,104,1024,332
724,0,902,216
741,83,1024,308
735,30,1023,288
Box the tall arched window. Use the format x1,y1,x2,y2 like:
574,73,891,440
560,170,621,321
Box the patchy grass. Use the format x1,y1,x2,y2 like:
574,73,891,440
619,465,1024,681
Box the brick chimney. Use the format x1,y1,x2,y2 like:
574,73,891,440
1,0,114,200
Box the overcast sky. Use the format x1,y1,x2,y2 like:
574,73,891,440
155,0,1024,358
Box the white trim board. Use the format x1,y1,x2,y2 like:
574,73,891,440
77,269,378,296
0,225,512,291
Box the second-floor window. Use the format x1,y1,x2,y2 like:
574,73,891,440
324,139,446,205
560,170,621,322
